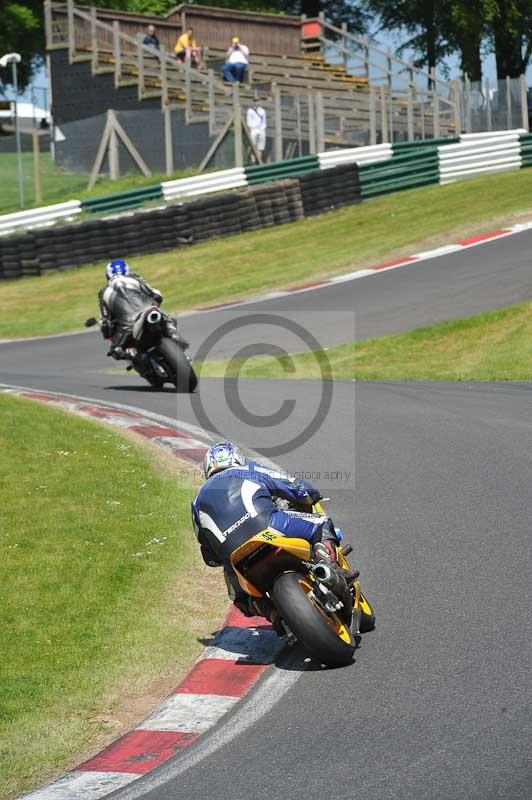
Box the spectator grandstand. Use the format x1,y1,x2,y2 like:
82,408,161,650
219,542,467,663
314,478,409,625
44,2,527,172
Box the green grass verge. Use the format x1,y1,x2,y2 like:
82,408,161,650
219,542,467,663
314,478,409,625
0,393,225,800
0,152,197,214
3,169,532,339
198,301,532,382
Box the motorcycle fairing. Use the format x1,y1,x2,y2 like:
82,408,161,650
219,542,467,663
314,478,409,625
230,530,312,597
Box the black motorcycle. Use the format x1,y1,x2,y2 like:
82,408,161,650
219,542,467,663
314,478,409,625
85,307,197,392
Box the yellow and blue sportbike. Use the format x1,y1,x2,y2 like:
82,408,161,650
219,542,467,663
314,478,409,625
230,501,375,667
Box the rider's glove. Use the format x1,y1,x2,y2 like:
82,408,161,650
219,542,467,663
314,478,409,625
294,481,321,506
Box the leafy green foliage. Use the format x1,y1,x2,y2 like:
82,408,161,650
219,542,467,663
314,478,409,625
0,2,44,91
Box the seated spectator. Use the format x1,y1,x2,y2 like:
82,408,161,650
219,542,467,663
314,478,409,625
222,36,249,84
143,24,160,51
174,27,202,68
246,99,267,163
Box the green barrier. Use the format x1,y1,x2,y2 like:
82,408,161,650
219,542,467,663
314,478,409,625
359,148,439,174
81,184,163,214
246,155,319,185
359,158,439,187
361,170,440,198
392,136,459,152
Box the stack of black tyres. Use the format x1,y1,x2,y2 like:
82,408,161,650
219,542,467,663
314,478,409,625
186,193,244,243
0,235,25,280
236,191,262,233
299,162,361,217
0,166,357,281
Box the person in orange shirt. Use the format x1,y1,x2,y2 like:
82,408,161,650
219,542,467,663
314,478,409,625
174,27,202,68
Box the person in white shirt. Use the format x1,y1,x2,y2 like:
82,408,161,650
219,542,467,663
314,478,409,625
246,101,267,162
222,36,249,83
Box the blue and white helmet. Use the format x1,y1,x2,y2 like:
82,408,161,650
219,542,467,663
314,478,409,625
106,259,129,280
203,441,246,479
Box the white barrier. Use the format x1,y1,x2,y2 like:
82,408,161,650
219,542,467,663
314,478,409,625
0,200,82,236
438,133,522,184
460,129,527,141
161,168,247,201
318,143,392,169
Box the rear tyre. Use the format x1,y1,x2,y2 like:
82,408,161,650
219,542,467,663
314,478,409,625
272,571,355,667
157,338,197,392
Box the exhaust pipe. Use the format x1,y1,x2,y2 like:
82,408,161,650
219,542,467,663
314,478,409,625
313,562,349,598
146,309,162,325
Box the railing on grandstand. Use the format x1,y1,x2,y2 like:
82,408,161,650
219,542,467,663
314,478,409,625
44,0,529,171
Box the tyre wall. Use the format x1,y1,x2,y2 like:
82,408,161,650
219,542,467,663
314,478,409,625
0,163,360,280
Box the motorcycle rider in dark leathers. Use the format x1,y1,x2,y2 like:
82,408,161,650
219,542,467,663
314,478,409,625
98,259,163,360
191,441,347,623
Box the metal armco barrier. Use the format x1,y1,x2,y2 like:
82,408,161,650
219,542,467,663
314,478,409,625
245,155,320,185
359,146,440,198
318,143,392,169
81,185,163,214
0,178,311,280
162,168,247,201
438,132,522,184
0,201,82,237
3,128,532,280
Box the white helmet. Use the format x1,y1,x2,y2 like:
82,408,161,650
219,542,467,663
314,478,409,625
203,441,246,479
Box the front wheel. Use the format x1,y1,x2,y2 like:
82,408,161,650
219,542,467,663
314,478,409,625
157,338,197,392
272,571,355,667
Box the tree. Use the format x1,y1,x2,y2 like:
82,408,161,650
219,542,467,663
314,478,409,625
364,0,452,76
488,0,532,78
0,2,44,92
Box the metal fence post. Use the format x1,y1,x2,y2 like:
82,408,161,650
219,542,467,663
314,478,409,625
341,22,348,72
308,93,316,154
185,60,192,123
485,77,492,131
44,0,53,48
164,106,174,175
273,83,283,161
369,86,377,145
407,87,414,141
315,92,325,153
208,69,215,136
432,87,440,138
67,0,75,64
465,74,472,133
109,117,119,181
520,74,529,131
363,35,370,82
453,79,462,134
380,85,388,143
160,46,168,106
506,75,512,129
90,7,98,74
295,95,303,156
137,34,144,101
233,83,244,167
113,21,121,89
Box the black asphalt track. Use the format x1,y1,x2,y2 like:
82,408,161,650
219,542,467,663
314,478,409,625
2,228,532,800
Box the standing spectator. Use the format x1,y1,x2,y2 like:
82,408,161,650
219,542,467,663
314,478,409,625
174,27,202,69
246,99,267,163
143,24,160,51
222,36,249,83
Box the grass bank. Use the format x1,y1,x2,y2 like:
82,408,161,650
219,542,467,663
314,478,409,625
0,152,196,215
198,301,532,382
0,393,225,800
3,169,532,339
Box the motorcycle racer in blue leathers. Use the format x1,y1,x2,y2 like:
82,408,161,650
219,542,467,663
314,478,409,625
191,441,343,620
